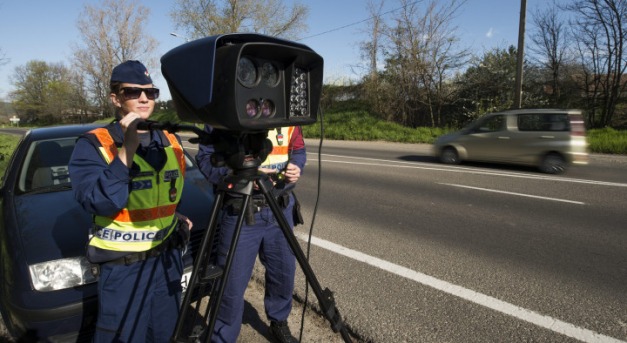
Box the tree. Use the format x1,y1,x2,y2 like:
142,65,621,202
529,0,572,107
360,0,386,119
72,0,158,117
361,0,386,78
565,0,627,128
170,0,309,40
9,61,76,124
454,46,519,125
373,0,467,127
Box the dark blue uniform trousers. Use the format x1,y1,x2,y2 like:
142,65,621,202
94,248,183,343
212,197,296,343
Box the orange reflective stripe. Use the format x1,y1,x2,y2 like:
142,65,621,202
91,128,117,162
271,145,290,155
111,203,178,222
164,132,186,174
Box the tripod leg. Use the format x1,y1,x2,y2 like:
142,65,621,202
202,193,252,342
257,179,353,343
172,189,226,342
171,180,255,343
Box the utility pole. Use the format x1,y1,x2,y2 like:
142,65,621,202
513,0,527,109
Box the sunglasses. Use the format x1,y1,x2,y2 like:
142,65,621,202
120,87,160,100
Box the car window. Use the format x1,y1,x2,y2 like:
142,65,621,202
517,113,569,131
477,115,505,133
19,138,76,192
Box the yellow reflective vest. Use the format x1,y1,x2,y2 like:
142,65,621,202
87,128,186,253
261,127,294,169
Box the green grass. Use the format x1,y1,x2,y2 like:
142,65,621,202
0,134,21,175
587,127,627,154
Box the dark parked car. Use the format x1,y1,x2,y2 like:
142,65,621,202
0,124,214,342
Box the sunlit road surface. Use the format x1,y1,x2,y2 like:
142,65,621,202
184,138,627,343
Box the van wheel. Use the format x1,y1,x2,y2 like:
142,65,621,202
539,153,566,174
440,147,460,164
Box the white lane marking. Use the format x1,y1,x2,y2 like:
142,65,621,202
295,232,625,343
306,154,627,188
439,183,585,205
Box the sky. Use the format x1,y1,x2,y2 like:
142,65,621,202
0,0,550,102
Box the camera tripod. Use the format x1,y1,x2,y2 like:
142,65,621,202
158,127,352,343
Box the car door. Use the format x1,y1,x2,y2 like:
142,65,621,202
460,114,511,162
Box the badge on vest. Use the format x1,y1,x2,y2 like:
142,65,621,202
169,182,177,202
164,170,180,182
164,169,180,202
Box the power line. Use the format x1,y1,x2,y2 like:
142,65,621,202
296,0,421,41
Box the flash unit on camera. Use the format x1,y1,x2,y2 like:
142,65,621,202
161,33,324,132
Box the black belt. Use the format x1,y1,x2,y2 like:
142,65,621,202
104,233,179,266
226,197,268,215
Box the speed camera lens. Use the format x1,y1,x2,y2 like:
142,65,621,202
237,57,258,88
260,99,275,117
245,99,260,117
261,62,279,87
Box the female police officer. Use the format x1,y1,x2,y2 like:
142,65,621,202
69,60,192,342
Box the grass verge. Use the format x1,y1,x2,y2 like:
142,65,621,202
304,110,627,154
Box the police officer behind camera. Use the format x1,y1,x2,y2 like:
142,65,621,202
196,125,305,343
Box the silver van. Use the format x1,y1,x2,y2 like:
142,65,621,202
433,109,589,174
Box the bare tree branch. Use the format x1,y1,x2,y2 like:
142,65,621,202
72,0,158,116
565,0,627,127
170,0,308,40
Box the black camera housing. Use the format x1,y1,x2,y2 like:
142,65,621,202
161,33,323,132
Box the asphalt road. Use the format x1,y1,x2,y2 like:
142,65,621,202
183,138,627,343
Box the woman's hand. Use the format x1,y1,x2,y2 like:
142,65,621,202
117,113,142,167
283,163,301,183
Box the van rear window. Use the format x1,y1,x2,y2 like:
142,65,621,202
517,113,569,132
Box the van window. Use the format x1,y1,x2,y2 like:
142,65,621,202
477,115,506,132
518,113,569,132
